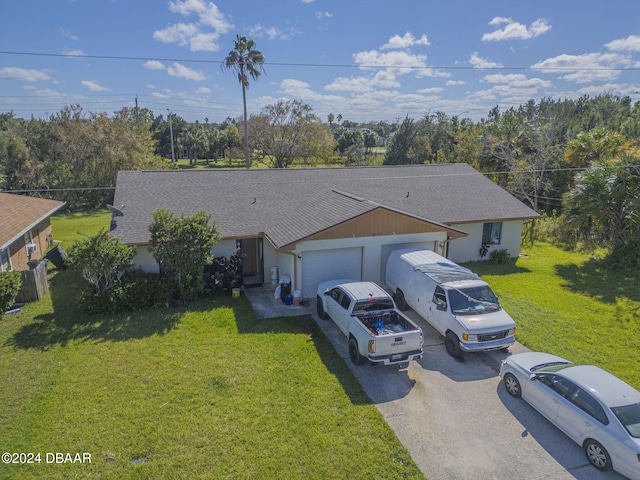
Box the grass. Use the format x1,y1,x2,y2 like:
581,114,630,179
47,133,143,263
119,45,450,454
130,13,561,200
465,242,640,389
0,212,423,479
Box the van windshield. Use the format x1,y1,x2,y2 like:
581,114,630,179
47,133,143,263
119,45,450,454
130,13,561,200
448,286,500,315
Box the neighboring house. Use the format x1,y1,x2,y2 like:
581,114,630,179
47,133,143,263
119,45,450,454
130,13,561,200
0,193,66,272
110,164,539,298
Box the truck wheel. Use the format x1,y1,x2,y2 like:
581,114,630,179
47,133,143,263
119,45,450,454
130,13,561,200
349,337,365,365
395,290,408,311
445,332,462,358
316,296,327,319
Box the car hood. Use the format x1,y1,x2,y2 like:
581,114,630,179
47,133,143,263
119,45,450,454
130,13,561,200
507,352,571,372
455,308,516,333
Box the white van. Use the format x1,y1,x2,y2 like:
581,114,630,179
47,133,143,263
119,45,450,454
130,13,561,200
385,249,516,358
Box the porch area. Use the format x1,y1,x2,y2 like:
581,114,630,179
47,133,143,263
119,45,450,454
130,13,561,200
242,284,314,319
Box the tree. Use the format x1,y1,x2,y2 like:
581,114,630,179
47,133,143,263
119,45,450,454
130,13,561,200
0,271,21,318
222,35,265,169
148,209,221,300
67,229,135,294
564,127,633,168
564,157,640,268
249,99,335,168
384,116,427,165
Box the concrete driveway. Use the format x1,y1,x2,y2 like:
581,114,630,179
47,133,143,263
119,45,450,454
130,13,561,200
308,300,628,480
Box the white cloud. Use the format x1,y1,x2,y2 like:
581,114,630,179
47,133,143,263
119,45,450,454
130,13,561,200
324,71,400,92
446,80,465,85
0,67,52,82
577,83,640,97
483,73,551,89
354,50,427,75
144,60,166,70
280,79,323,100
62,48,86,57
196,87,211,94
249,24,295,41
605,35,640,52
482,17,551,41
530,52,630,83
417,87,443,94
315,11,332,20
81,80,109,92
469,52,503,69
154,0,233,51
59,28,79,41
381,32,430,50
167,62,206,81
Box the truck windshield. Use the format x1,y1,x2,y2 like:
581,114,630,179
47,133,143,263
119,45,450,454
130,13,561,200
353,298,394,313
448,286,500,315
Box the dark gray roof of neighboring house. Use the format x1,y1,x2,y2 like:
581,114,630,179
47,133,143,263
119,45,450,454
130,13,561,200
0,193,66,249
110,163,539,247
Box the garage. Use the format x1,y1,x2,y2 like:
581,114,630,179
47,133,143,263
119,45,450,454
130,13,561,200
301,247,362,298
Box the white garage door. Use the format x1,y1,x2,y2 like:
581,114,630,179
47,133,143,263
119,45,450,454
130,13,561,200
301,247,362,298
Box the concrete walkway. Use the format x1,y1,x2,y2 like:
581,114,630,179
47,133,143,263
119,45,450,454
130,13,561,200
242,284,313,319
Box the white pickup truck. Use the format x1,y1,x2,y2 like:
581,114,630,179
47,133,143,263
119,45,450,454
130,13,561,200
316,280,424,366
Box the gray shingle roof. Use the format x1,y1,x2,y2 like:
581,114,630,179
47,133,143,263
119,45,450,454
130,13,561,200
111,164,539,247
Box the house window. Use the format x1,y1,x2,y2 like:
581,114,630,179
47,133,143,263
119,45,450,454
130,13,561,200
482,222,502,245
0,249,10,272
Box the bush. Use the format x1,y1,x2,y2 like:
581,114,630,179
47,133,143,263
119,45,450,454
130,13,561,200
488,248,512,264
0,271,22,316
80,270,177,314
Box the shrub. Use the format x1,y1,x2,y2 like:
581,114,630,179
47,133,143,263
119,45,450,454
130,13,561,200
488,248,512,264
0,271,22,316
80,269,177,314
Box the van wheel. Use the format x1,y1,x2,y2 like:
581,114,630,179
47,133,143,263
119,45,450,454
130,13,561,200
316,296,327,319
445,332,462,357
395,290,408,310
349,337,365,365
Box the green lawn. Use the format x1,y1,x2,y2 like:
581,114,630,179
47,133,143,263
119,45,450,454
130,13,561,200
0,212,422,479
2,212,638,479
466,242,640,389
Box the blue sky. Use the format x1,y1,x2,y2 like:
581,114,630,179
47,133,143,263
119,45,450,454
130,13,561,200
1,0,639,124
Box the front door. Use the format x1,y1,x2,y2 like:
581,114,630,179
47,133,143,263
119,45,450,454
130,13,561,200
239,238,263,287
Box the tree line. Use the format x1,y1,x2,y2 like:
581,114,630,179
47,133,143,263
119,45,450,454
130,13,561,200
1,93,639,267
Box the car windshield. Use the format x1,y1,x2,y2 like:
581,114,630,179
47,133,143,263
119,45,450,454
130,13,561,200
611,402,640,438
532,362,573,372
352,298,394,313
449,286,500,315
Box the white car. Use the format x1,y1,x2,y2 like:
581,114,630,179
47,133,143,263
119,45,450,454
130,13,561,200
500,352,640,479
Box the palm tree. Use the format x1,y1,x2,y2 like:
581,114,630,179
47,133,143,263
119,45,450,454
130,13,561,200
222,35,265,169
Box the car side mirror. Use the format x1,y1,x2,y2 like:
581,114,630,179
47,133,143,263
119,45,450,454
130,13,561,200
323,290,330,296
529,374,538,381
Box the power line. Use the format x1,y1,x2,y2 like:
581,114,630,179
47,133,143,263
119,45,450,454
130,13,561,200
3,164,638,195
1,50,639,72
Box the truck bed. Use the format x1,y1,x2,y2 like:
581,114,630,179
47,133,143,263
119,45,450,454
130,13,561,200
355,310,419,336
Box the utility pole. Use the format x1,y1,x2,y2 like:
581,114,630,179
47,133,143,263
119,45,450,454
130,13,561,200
167,109,176,163
135,96,139,125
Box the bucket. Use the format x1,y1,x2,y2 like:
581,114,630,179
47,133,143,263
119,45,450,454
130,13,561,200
232,287,241,298
270,266,278,285
292,290,301,306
